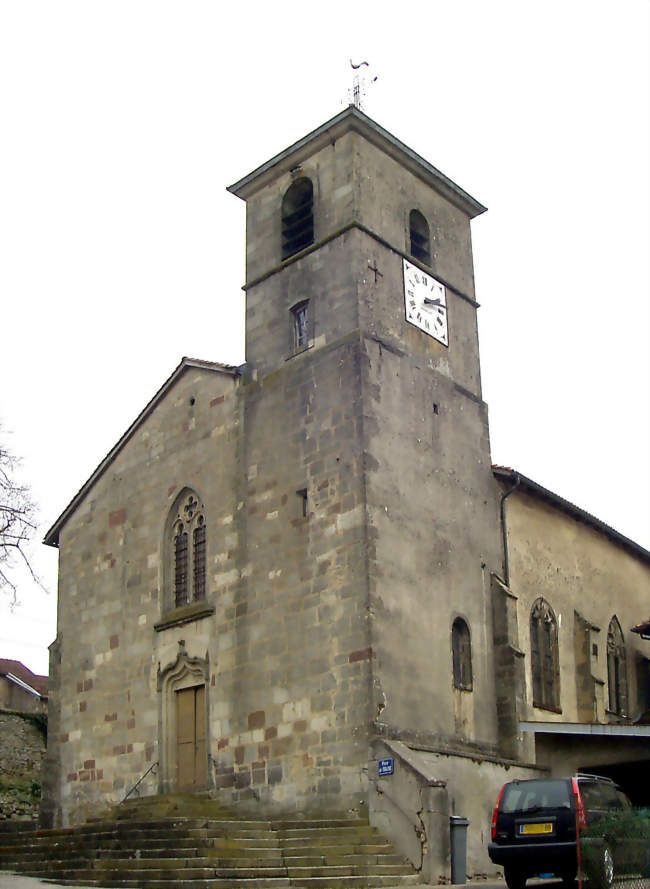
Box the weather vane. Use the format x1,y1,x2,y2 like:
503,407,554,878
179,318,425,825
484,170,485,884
349,59,378,111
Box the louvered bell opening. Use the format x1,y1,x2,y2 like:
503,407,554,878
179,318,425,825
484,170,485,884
409,210,430,265
410,230,430,264
282,179,314,260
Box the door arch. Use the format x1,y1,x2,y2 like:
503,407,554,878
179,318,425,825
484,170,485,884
158,641,209,792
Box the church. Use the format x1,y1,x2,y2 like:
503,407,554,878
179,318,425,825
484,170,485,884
41,106,650,881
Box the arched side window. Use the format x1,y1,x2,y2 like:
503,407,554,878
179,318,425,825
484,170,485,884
530,598,560,710
607,616,627,716
409,209,430,265
167,490,206,609
452,617,473,690
282,178,314,260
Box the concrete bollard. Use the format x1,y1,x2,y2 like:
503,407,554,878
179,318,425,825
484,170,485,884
449,814,470,884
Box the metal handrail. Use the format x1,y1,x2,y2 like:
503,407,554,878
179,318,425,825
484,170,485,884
121,761,159,803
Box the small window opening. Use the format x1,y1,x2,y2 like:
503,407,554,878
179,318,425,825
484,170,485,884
433,403,439,415
282,178,314,260
452,617,473,690
291,301,309,351
296,488,308,518
409,209,430,265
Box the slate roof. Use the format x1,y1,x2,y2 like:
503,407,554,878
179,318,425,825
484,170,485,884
0,658,48,698
493,466,650,564
43,357,241,548
228,105,487,219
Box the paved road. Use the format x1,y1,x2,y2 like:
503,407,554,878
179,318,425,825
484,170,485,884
0,876,509,889
0,876,508,889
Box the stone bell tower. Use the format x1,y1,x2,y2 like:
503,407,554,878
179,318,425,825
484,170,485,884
225,106,503,814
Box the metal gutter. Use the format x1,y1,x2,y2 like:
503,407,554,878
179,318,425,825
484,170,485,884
519,721,650,737
6,672,43,699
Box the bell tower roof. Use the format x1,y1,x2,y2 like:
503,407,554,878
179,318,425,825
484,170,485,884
227,105,487,219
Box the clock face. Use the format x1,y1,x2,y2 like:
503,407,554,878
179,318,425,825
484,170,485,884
403,258,448,346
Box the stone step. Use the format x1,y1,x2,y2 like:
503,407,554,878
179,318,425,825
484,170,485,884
0,812,419,889
13,877,293,889
281,842,395,855
2,830,283,848
289,878,421,889
271,819,364,830
287,863,416,877
283,853,408,866
274,825,378,838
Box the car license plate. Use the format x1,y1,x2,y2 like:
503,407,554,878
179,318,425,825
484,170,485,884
519,822,553,835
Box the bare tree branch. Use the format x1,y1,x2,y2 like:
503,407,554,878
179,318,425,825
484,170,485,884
0,428,44,606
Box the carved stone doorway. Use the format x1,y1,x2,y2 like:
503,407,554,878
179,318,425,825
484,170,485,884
158,642,210,793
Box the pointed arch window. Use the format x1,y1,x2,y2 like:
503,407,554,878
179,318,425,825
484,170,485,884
452,617,473,690
530,598,560,710
168,491,207,609
282,178,314,260
607,617,627,716
409,209,430,265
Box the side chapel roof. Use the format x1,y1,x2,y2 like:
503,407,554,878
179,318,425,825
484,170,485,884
43,357,240,548
0,658,49,698
493,466,650,565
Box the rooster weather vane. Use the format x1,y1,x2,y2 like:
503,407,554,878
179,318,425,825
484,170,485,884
349,59,378,111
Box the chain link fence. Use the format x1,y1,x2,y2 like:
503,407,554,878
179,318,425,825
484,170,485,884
578,808,650,889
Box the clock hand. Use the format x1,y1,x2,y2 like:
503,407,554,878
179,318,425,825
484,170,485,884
423,297,443,307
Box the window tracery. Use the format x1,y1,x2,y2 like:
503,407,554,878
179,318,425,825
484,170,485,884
530,597,560,710
168,491,206,609
607,616,627,716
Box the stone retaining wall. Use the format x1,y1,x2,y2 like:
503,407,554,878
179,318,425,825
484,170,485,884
0,710,46,821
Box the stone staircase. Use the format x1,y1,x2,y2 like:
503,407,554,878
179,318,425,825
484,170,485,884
0,800,420,888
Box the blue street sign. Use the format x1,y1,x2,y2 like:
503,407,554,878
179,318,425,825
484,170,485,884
378,757,394,776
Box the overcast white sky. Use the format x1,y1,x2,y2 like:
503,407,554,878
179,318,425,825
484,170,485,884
1,1,648,677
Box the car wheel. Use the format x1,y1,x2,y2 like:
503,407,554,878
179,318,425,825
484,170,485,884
504,866,527,889
591,845,614,889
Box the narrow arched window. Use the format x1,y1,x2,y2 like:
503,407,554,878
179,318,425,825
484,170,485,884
607,617,627,716
409,209,430,265
167,490,206,609
530,598,560,710
452,618,473,690
282,178,314,260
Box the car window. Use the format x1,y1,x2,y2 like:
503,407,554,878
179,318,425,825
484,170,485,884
600,783,629,809
614,789,632,808
579,782,603,809
501,779,571,813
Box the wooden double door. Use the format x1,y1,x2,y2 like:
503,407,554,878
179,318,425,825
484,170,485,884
175,684,207,791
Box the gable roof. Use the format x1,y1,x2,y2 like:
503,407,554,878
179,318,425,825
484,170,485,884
0,658,48,698
43,357,241,548
228,105,487,219
493,466,650,564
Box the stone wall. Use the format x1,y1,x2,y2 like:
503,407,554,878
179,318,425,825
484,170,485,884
0,710,46,821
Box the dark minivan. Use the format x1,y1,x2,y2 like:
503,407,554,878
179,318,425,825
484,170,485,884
488,774,636,889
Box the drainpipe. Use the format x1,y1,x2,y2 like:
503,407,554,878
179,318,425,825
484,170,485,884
500,473,520,588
